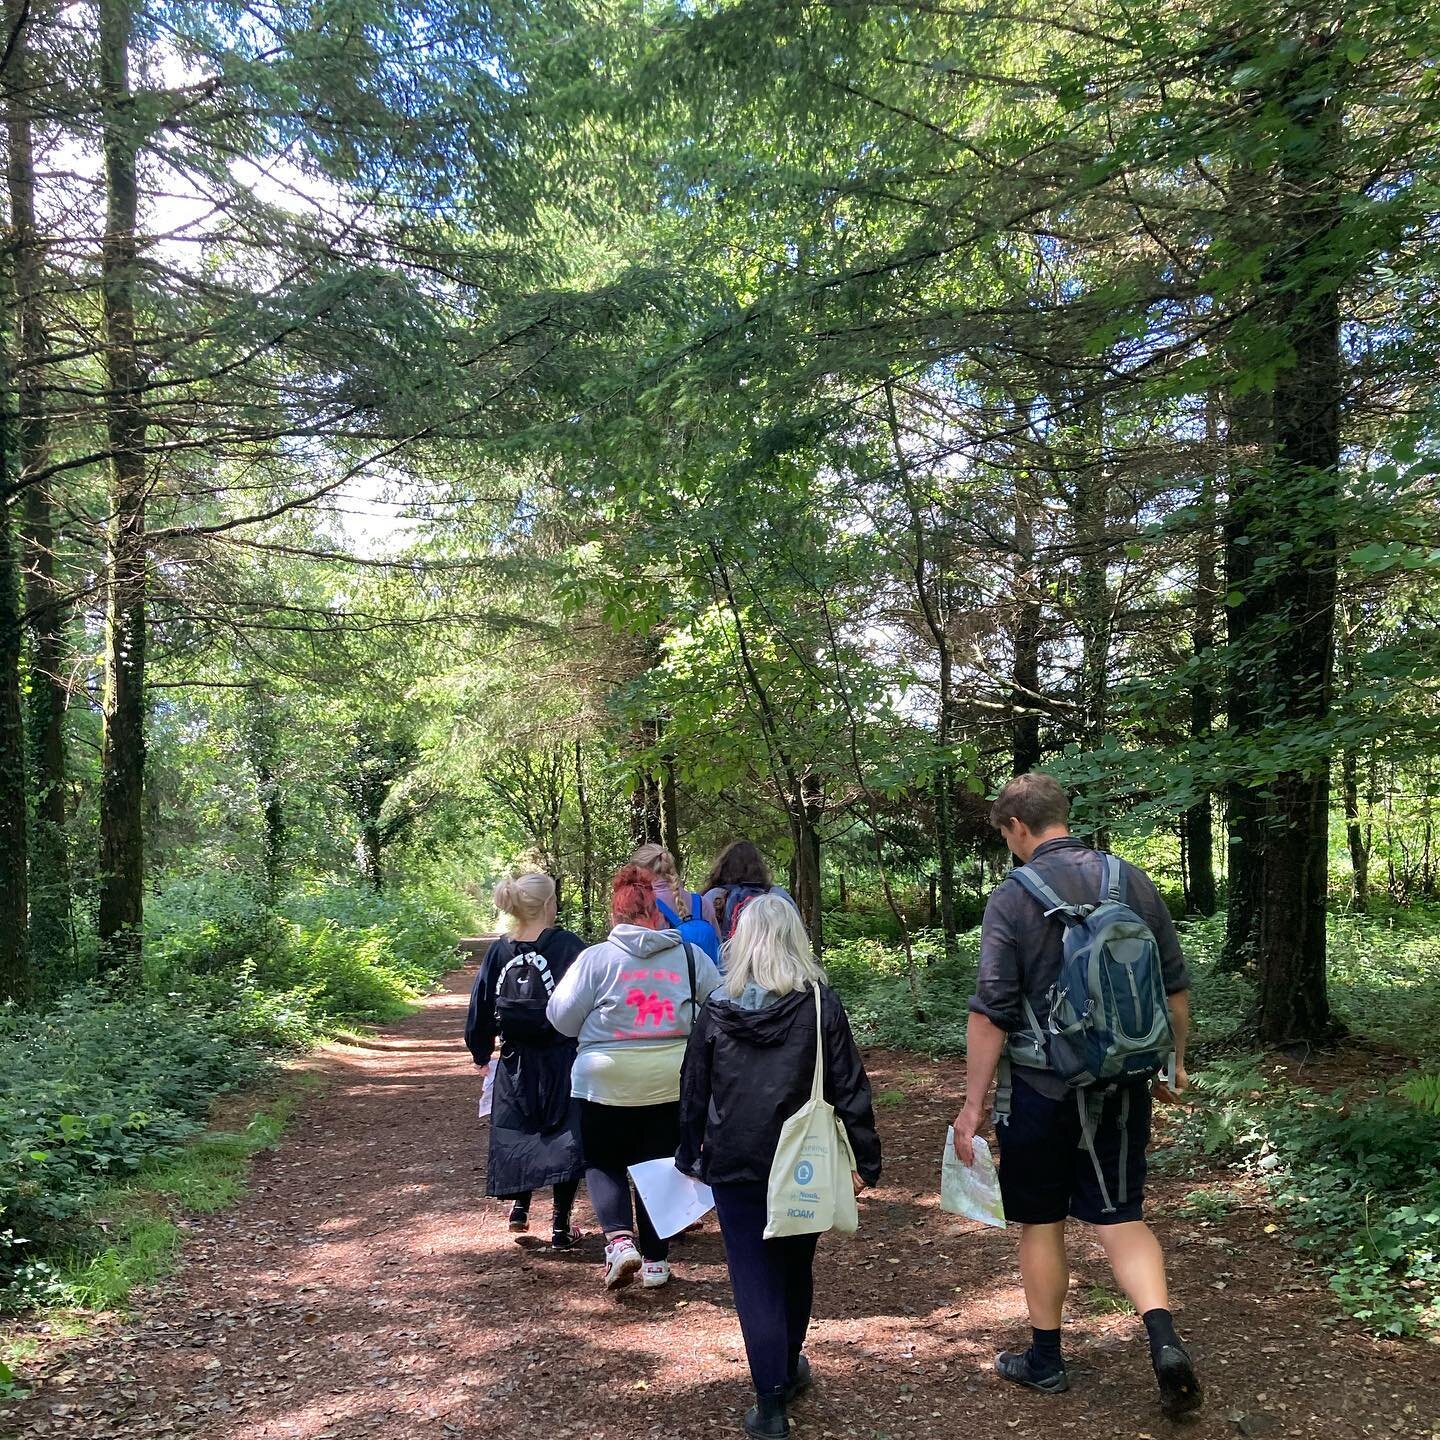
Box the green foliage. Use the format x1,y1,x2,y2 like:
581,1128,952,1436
50,1095,301,1312
1397,1073,1440,1117
1179,905,1440,1062
1173,1188,1239,1222
826,929,979,1055
1172,1060,1440,1337
0,987,262,1302
0,881,464,1308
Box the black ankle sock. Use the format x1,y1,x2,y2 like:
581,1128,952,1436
1029,1326,1064,1372
1142,1308,1182,1358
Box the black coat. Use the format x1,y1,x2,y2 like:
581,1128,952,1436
463,928,587,1198
676,983,882,1188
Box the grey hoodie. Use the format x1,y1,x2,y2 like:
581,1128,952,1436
547,924,722,1106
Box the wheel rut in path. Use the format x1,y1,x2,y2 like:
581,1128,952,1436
5,968,1438,1439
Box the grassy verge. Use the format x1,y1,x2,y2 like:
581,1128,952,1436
0,1075,318,1399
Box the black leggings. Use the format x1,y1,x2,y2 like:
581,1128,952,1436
713,1181,820,1395
579,1100,680,1262
505,1177,580,1222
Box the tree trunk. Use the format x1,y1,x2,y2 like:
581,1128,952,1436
1073,415,1111,753
96,0,148,978
884,379,957,954
661,754,680,862
1011,483,1042,774
791,773,823,951
1220,128,1272,977
0,474,28,1004
1339,608,1368,912
1342,748,1368,912
1183,417,1218,916
1225,52,1341,1040
574,734,594,937
359,822,383,891
629,771,661,847
6,0,69,975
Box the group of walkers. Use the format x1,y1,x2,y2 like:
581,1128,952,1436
463,779,1203,1437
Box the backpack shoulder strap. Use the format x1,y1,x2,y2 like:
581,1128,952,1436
1011,864,1079,919
656,895,681,927
681,939,698,1021
1098,852,1125,906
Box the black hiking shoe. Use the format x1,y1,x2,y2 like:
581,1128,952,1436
743,1389,789,1438
996,1348,1070,1394
783,1355,812,1405
507,1203,529,1233
1154,1343,1203,1417
550,1221,581,1250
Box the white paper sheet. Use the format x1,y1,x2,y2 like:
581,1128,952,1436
627,1158,716,1239
940,1128,1007,1228
477,1065,495,1120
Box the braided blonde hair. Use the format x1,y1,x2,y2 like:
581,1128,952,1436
629,843,692,920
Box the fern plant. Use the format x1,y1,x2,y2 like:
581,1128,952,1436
1397,1072,1440,1116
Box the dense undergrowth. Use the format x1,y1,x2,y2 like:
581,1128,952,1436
0,878,469,1311
825,899,1440,1339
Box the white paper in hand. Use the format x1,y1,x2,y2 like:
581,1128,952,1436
477,1065,495,1120
628,1158,716,1239
940,1128,1006,1228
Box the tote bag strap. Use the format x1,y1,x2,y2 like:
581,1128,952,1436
809,985,825,1103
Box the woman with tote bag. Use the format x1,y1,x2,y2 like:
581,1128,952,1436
676,895,881,1439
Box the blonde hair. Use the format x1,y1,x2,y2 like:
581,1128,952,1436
629,843,691,920
725,893,825,999
493,871,555,933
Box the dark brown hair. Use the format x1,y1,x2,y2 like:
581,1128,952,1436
703,840,772,895
989,772,1070,833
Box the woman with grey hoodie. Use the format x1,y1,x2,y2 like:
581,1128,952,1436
546,863,722,1291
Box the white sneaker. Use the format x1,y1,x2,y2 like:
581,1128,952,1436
603,1237,642,1290
641,1259,671,1289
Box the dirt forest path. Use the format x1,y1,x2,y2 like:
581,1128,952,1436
6,970,1439,1440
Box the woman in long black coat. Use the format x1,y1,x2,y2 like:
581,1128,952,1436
677,893,881,1438
464,872,586,1247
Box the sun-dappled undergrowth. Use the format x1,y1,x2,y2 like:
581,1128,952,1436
0,880,468,1309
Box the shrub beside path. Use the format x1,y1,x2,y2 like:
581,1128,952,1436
4,970,1438,1440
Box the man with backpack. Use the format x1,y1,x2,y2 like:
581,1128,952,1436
951,773,1202,1418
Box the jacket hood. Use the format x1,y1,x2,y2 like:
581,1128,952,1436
708,983,814,1048
608,923,684,959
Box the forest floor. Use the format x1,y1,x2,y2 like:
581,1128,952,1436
3,969,1438,1440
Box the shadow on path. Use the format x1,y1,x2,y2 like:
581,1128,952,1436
3,970,1437,1439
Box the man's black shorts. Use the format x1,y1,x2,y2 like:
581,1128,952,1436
997,1071,1151,1225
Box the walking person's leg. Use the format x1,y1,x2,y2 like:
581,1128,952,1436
506,1190,532,1231
1078,1084,1202,1417
713,1182,791,1438
579,1101,642,1289
994,1077,1074,1392
550,1177,581,1247
778,1232,820,1399
631,1102,679,1281
1094,1217,1200,1415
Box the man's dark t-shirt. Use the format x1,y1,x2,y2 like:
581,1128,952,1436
968,837,1191,1099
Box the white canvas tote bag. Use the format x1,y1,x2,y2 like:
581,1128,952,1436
764,986,860,1239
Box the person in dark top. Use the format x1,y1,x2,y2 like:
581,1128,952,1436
951,773,1201,1418
464,872,586,1248
678,894,881,1440
701,839,799,941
